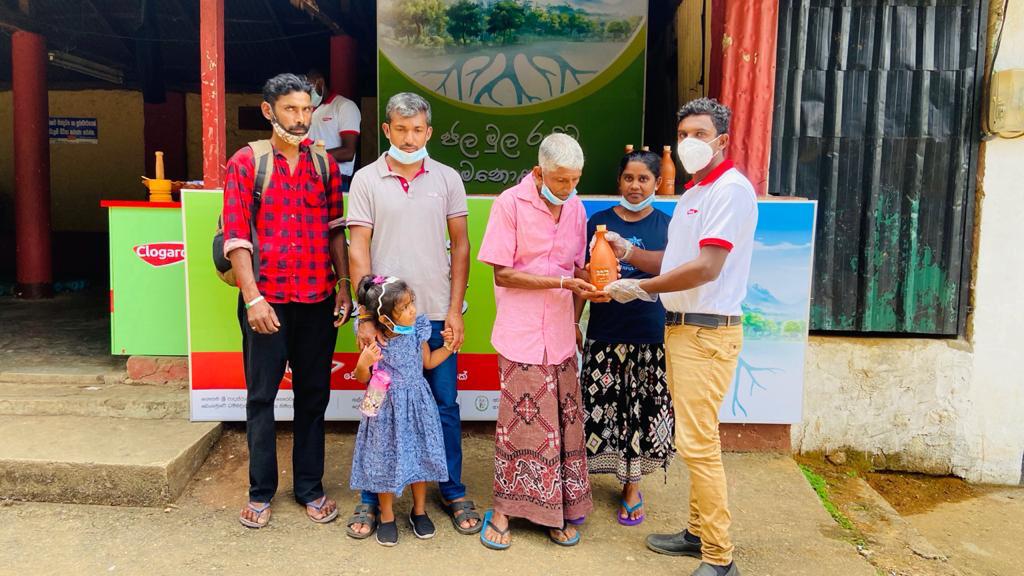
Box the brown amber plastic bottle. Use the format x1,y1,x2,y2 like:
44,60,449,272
590,224,619,291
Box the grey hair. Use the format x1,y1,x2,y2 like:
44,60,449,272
538,133,585,172
385,92,432,125
676,97,732,134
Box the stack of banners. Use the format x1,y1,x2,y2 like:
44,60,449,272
182,191,817,424
377,0,648,193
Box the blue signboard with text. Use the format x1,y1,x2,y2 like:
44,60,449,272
48,117,98,143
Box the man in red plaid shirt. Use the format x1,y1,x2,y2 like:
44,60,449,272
222,73,352,529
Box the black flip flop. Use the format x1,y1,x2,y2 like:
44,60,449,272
409,512,436,539
443,499,483,535
345,503,378,540
376,520,399,547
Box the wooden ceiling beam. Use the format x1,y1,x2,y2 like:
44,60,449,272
261,0,300,65
289,0,342,35
0,1,41,33
79,0,136,63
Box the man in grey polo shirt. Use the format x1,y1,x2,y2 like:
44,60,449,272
345,92,479,538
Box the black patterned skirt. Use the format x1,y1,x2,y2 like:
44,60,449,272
581,339,675,484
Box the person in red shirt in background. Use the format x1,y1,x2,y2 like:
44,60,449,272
222,73,352,530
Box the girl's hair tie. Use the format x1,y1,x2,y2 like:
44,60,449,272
372,275,387,285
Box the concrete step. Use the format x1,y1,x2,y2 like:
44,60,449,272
0,415,221,506
0,354,128,385
0,381,188,419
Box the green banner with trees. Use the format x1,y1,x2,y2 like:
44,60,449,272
377,0,649,193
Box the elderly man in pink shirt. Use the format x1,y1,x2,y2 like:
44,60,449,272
477,133,607,550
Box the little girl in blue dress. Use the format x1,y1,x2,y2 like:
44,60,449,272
351,275,453,547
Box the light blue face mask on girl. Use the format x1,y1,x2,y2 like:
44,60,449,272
620,193,655,212
540,184,577,206
387,144,428,165
384,318,415,336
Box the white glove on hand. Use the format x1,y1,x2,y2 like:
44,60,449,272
589,230,633,260
605,279,657,303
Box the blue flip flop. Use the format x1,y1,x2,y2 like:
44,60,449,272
549,524,581,546
480,509,511,550
618,492,645,526
239,502,271,529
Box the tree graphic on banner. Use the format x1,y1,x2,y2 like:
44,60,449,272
381,0,643,106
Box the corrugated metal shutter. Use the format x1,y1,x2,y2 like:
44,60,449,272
770,0,986,335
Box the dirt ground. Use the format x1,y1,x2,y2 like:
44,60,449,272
795,454,1023,576
0,428,877,576
865,472,983,516
906,488,1024,576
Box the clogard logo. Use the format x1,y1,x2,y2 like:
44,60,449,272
134,243,186,267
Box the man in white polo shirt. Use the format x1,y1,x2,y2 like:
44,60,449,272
604,98,757,576
344,92,480,540
306,68,360,190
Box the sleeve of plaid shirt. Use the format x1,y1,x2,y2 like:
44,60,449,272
326,155,346,230
222,147,256,257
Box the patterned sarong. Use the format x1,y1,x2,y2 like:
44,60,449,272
492,355,593,528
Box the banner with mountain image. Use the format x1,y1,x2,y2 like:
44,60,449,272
377,0,648,193
579,199,818,425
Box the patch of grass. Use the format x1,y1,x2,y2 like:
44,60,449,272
800,464,857,532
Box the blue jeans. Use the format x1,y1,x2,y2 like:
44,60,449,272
362,320,465,505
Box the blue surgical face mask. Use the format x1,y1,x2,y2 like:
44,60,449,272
387,144,428,165
620,193,655,212
382,315,415,335
391,323,415,336
540,184,577,206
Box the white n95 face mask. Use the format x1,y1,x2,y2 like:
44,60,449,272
678,135,723,174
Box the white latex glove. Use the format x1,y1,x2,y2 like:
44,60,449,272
589,230,633,260
605,278,657,303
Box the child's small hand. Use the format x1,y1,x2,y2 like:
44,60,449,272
358,342,382,368
441,327,455,351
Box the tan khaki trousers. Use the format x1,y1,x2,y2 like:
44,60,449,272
664,323,743,566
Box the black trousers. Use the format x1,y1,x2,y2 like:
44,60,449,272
238,294,337,504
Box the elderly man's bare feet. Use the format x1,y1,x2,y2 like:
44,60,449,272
480,509,511,549
549,524,580,546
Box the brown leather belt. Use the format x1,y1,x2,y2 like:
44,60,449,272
666,312,743,329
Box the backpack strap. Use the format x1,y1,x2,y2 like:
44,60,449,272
309,140,331,189
248,139,273,208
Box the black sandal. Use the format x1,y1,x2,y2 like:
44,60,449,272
409,512,436,539
443,499,483,535
376,520,399,547
345,503,378,540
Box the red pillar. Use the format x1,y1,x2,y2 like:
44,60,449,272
713,0,779,196
329,34,358,100
200,0,226,188
12,30,52,298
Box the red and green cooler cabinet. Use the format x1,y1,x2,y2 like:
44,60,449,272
103,201,187,356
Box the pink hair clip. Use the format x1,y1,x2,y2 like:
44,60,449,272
372,275,387,284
